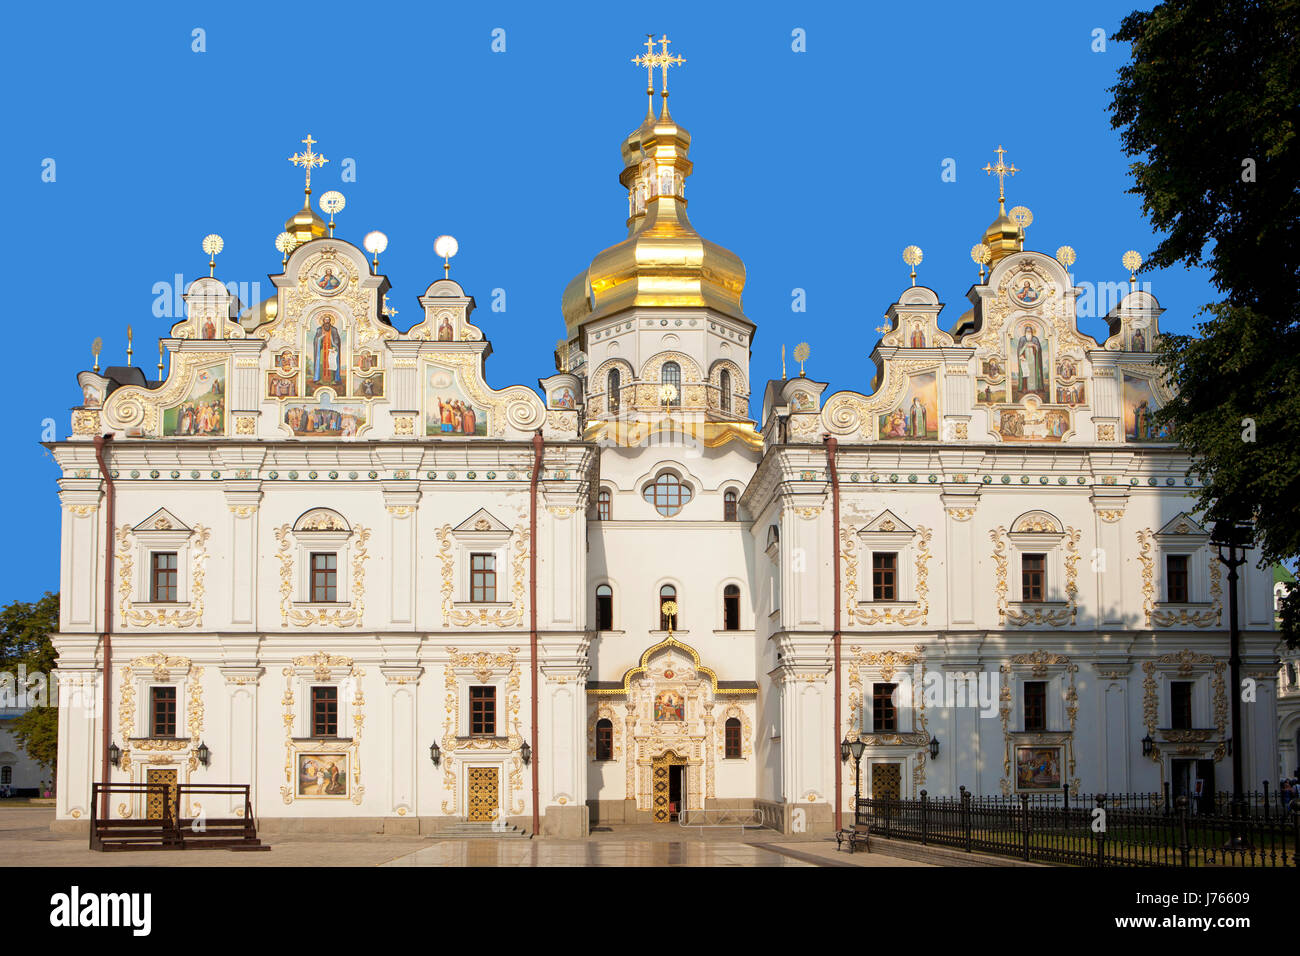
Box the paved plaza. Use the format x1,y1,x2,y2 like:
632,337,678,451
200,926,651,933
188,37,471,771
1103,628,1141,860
0,806,928,867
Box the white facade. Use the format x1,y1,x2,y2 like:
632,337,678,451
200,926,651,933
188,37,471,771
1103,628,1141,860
49,103,1278,836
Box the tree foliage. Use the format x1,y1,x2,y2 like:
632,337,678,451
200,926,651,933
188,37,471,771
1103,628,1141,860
1,592,60,777
1109,0,1300,638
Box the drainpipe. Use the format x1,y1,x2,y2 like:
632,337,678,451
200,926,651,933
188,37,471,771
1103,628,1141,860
529,431,543,835
93,435,115,819
825,435,842,832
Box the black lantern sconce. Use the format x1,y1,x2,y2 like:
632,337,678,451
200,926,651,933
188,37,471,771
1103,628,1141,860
1141,734,1154,757
521,741,532,766
108,742,121,769
429,741,441,766
196,741,210,768
929,737,940,760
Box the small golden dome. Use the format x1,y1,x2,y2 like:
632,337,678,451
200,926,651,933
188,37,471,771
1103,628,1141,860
284,195,327,244
982,208,1020,266
563,102,746,335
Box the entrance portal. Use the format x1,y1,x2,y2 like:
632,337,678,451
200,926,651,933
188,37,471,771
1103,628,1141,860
651,751,687,823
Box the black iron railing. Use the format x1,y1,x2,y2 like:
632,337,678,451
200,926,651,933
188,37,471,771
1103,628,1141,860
858,786,1300,867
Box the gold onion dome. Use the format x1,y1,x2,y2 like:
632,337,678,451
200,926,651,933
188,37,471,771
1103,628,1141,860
982,210,1020,266
284,196,327,244
562,100,747,335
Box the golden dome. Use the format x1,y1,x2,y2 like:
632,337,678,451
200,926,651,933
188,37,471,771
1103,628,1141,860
982,208,1020,266
562,102,747,335
284,193,327,244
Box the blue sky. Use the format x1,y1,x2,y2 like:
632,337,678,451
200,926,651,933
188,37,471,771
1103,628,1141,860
2,0,1203,603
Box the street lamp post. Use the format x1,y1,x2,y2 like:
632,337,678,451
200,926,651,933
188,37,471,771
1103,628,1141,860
841,736,867,823
1211,517,1254,837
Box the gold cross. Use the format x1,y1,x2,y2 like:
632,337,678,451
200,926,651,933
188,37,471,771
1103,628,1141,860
656,35,684,96
982,144,1018,207
288,134,328,192
631,34,658,114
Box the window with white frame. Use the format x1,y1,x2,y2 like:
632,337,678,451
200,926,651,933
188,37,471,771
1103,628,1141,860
857,514,917,604
449,510,513,604
290,509,354,606
1007,513,1067,607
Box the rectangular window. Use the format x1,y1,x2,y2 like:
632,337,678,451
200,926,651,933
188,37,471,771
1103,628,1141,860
597,491,611,522
150,686,176,737
595,588,613,630
872,683,897,732
1166,554,1190,603
1021,554,1046,602
471,553,497,603
312,686,338,737
310,552,337,603
595,720,613,761
723,587,741,631
1170,681,1193,730
470,686,496,736
150,552,178,603
872,553,897,601
1023,681,1047,732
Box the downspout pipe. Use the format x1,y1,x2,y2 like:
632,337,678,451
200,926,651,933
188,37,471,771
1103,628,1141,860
825,435,842,832
530,431,543,835
93,435,115,819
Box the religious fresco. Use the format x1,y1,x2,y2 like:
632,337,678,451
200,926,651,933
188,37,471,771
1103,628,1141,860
297,753,349,798
423,365,488,437
305,311,347,397
283,393,366,437
549,386,576,410
353,372,384,399
309,263,346,297
996,396,1069,441
436,312,456,341
1009,276,1044,308
198,313,221,340
1055,381,1086,405
353,350,379,372
162,366,226,436
1123,373,1173,441
1010,321,1049,402
907,322,927,348
879,370,937,440
267,372,298,398
1015,746,1063,791
654,690,684,722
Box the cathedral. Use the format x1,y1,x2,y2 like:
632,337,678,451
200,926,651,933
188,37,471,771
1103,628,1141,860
49,41,1280,837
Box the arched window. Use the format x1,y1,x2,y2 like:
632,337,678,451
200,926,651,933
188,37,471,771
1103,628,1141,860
724,718,742,759
723,489,738,522
597,489,611,521
723,584,741,631
643,471,692,517
719,369,732,413
595,718,614,761
595,584,613,630
662,361,681,406
608,369,621,415
659,585,677,630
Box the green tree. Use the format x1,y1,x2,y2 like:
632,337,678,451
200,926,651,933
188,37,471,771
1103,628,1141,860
1108,0,1300,640
1,593,60,785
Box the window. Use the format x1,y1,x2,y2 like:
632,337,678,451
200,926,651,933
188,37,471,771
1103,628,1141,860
661,361,681,406
597,489,611,521
150,552,178,603
1166,554,1189,603
643,472,692,517
1021,554,1046,602
608,369,621,415
723,489,738,522
470,686,496,736
872,683,897,732
150,686,177,737
595,718,613,761
724,717,742,758
471,553,497,602
1289,662,1298,687
1170,681,1193,730
659,585,677,630
311,686,338,737
719,369,732,413
872,553,897,601
1023,681,1047,732
0,766,10,785
723,585,741,630
595,584,613,630
311,552,337,602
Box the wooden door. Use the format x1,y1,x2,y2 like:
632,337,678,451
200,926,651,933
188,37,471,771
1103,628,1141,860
145,767,179,820
467,767,499,822
870,762,902,801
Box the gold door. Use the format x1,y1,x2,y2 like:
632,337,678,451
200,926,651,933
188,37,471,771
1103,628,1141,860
467,767,499,822
145,767,179,820
651,751,685,823
870,762,902,801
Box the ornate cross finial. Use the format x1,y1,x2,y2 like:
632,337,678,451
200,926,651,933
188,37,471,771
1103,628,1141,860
288,134,328,194
656,35,685,99
982,144,1018,210
631,34,658,114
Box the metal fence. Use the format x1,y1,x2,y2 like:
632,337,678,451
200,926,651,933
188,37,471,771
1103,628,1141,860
858,786,1300,866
